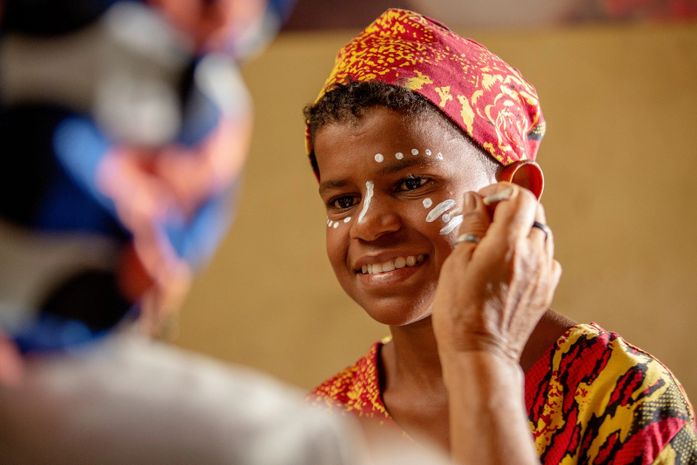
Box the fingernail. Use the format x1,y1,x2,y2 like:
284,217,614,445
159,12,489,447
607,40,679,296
464,191,476,211
482,187,515,206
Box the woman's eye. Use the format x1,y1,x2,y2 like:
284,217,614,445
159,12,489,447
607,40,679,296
398,176,429,191
329,196,358,210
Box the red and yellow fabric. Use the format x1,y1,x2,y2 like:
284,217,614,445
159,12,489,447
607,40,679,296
306,8,545,167
310,324,697,464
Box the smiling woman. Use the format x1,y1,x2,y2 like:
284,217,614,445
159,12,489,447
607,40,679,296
303,8,697,465
314,104,497,327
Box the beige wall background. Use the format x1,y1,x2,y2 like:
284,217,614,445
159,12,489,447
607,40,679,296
176,23,697,402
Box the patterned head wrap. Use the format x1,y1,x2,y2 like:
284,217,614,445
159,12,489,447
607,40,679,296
306,8,545,168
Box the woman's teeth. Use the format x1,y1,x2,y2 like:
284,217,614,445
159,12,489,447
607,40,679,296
361,255,425,275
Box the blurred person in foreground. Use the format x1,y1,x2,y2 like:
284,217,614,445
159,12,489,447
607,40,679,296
305,8,697,465
0,1,443,464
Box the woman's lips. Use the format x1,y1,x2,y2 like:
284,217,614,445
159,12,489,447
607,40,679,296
357,254,426,275
355,254,428,286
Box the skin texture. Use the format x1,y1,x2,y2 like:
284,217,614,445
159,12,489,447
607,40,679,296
314,106,569,458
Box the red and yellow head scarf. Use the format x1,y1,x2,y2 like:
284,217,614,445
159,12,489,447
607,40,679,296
306,8,545,168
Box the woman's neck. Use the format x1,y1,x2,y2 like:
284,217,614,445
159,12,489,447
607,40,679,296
382,316,445,394
380,316,451,450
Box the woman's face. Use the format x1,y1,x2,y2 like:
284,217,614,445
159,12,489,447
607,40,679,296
314,107,496,326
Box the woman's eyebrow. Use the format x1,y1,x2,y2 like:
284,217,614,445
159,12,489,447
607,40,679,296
378,156,439,175
319,179,349,195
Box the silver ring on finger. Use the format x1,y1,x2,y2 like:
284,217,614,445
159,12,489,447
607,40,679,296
453,232,481,246
531,221,551,241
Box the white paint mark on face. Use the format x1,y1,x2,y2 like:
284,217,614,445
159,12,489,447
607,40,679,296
436,152,444,160
442,213,451,223
344,217,352,223
411,148,419,156
327,219,332,227
425,149,432,156
422,198,433,209
426,199,456,223
395,152,404,160
374,153,384,163
440,215,464,235
333,222,339,229
357,181,375,224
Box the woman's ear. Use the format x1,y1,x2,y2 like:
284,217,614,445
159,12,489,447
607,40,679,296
497,160,544,199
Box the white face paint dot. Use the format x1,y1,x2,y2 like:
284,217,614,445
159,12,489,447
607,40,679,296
425,149,432,156
332,222,339,229
411,148,419,156
422,198,433,209
374,153,384,163
442,213,451,223
327,219,331,226
395,152,404,160
436,152,444,160
343,217,352,223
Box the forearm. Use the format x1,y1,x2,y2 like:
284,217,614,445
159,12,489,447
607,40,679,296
441,351,540,465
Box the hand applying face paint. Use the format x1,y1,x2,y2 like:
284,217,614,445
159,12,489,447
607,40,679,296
432,182,561,361
430,182,562,465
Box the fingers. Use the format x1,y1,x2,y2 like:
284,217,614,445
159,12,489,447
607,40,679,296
529,202,554,262
479,183,539,246
452,191,490,259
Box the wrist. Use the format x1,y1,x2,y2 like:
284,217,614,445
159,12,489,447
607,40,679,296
440,349,524,391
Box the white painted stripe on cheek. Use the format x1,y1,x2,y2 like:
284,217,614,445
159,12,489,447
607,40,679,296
357,181,374,224
426,199,456,223
440,215,463,235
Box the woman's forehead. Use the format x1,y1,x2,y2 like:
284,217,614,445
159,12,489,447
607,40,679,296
315,108,455,156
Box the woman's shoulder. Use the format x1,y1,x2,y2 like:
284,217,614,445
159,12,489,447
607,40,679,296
535,322,689,390
529,322,694,419
526,323,696,465
308,340,391,421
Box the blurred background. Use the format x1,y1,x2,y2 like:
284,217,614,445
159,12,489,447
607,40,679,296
176,0,697,402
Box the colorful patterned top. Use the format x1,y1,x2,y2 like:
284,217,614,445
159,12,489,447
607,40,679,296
310,324,697,464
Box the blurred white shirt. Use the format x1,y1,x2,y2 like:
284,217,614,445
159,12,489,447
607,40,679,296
0,332,365,465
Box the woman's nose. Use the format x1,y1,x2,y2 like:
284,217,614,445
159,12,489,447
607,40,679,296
349,195,401,242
